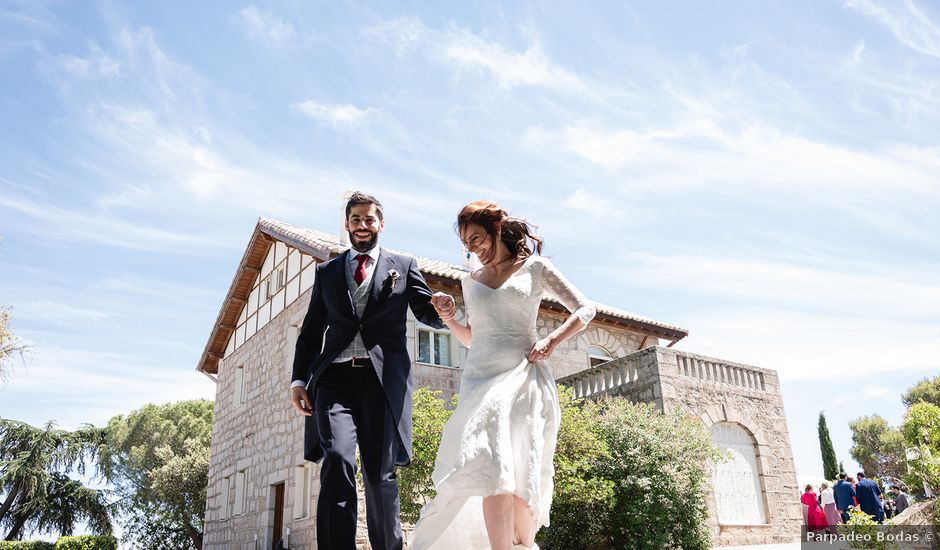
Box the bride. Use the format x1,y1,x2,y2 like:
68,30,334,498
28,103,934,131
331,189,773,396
411,200,596,550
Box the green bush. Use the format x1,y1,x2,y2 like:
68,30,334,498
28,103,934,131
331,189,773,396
53,536,117,550
0,542,55,550
398,387,454,523
836,509,897,550
539,390,721,550
539,385,614,548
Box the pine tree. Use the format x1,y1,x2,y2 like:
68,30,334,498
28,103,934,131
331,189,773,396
0,419,111,540
818,411,839,480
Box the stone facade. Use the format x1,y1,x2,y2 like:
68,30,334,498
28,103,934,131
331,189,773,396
560,346,803,546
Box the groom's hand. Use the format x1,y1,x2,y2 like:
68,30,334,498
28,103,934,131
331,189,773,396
290,386,314,416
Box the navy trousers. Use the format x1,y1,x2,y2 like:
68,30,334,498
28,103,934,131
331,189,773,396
314,363,402,550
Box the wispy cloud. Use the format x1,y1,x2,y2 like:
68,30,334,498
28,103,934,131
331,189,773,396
846,0,940,58
1,346,215,429
595,250,940,381
0,193,223,251
862,385,892,398
56,43,120,77
294,100,376,128
238,5,298,48
611,251,940,321
360,17,428,57
680,310,939,382
13,301,111,324
440,28,588,93
853,40,867,64
0,1,58,32
361,17,591,95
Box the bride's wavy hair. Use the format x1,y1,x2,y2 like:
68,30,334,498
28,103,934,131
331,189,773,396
456,200,543,259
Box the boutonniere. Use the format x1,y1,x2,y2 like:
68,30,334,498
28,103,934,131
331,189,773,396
387,269,400,289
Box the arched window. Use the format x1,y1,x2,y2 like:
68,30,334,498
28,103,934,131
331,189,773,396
588,345,613,367
710,422,767,525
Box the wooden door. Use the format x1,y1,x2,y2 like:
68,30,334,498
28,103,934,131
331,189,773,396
272,482,285,549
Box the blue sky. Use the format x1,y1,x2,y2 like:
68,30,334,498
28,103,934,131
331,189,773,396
1,0,939,491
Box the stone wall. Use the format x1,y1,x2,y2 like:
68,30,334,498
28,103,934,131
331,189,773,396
559,346,802,546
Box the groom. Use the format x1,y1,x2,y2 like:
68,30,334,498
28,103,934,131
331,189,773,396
290,191,445,550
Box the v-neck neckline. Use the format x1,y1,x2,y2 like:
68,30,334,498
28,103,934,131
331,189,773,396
468,254,535,291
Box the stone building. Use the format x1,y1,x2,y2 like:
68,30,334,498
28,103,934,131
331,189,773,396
197,217,801,549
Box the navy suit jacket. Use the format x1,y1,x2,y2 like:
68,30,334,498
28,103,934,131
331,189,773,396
291,248,444,465
855,478,883,515
833,479,856,510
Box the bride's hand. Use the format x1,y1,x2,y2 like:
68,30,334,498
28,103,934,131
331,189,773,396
431,292,456,320
527,337,555,362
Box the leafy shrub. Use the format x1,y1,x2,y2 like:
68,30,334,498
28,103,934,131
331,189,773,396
836,509,896,550
0,542,55,550
54,536,117,550
539,389,721,550
538,385,613,549
398,387,454,523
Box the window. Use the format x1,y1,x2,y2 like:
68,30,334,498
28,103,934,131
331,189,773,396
233,365,245,406
277,268,286,290
264,276,273,300
293,464,311,519
416,326,453,367
220,476,231,519
234,469,247,516
588,345,613,367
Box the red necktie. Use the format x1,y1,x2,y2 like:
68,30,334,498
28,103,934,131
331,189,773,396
354,254,369,285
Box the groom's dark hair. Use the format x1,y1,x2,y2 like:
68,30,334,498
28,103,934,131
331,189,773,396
345,191,384,220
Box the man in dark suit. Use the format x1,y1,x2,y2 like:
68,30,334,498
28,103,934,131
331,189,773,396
855,472,884,523
833,472,857,522
290,192,444,550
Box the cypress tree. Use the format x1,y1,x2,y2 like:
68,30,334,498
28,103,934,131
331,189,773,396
818,411,839,480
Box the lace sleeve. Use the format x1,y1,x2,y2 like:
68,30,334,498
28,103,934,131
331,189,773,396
537,257,596,327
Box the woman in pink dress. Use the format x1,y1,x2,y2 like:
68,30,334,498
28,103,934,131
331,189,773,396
802,484,828,532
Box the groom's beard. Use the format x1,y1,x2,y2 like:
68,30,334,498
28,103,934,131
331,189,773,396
349,229,379,252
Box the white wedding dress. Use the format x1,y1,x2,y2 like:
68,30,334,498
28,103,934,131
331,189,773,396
409,255,595,549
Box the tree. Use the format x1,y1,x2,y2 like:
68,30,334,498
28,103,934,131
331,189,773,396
903,375,940,409
0,309,30,384
818,412,839,481
902,402,940,494
99,400,212,550
0,419,111,541
848,414,907,482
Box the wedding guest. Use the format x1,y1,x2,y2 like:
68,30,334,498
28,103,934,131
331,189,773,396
892,485,911,515
802,484,828,532
855,472,885,523
819,482,842,533
833,473,857,523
